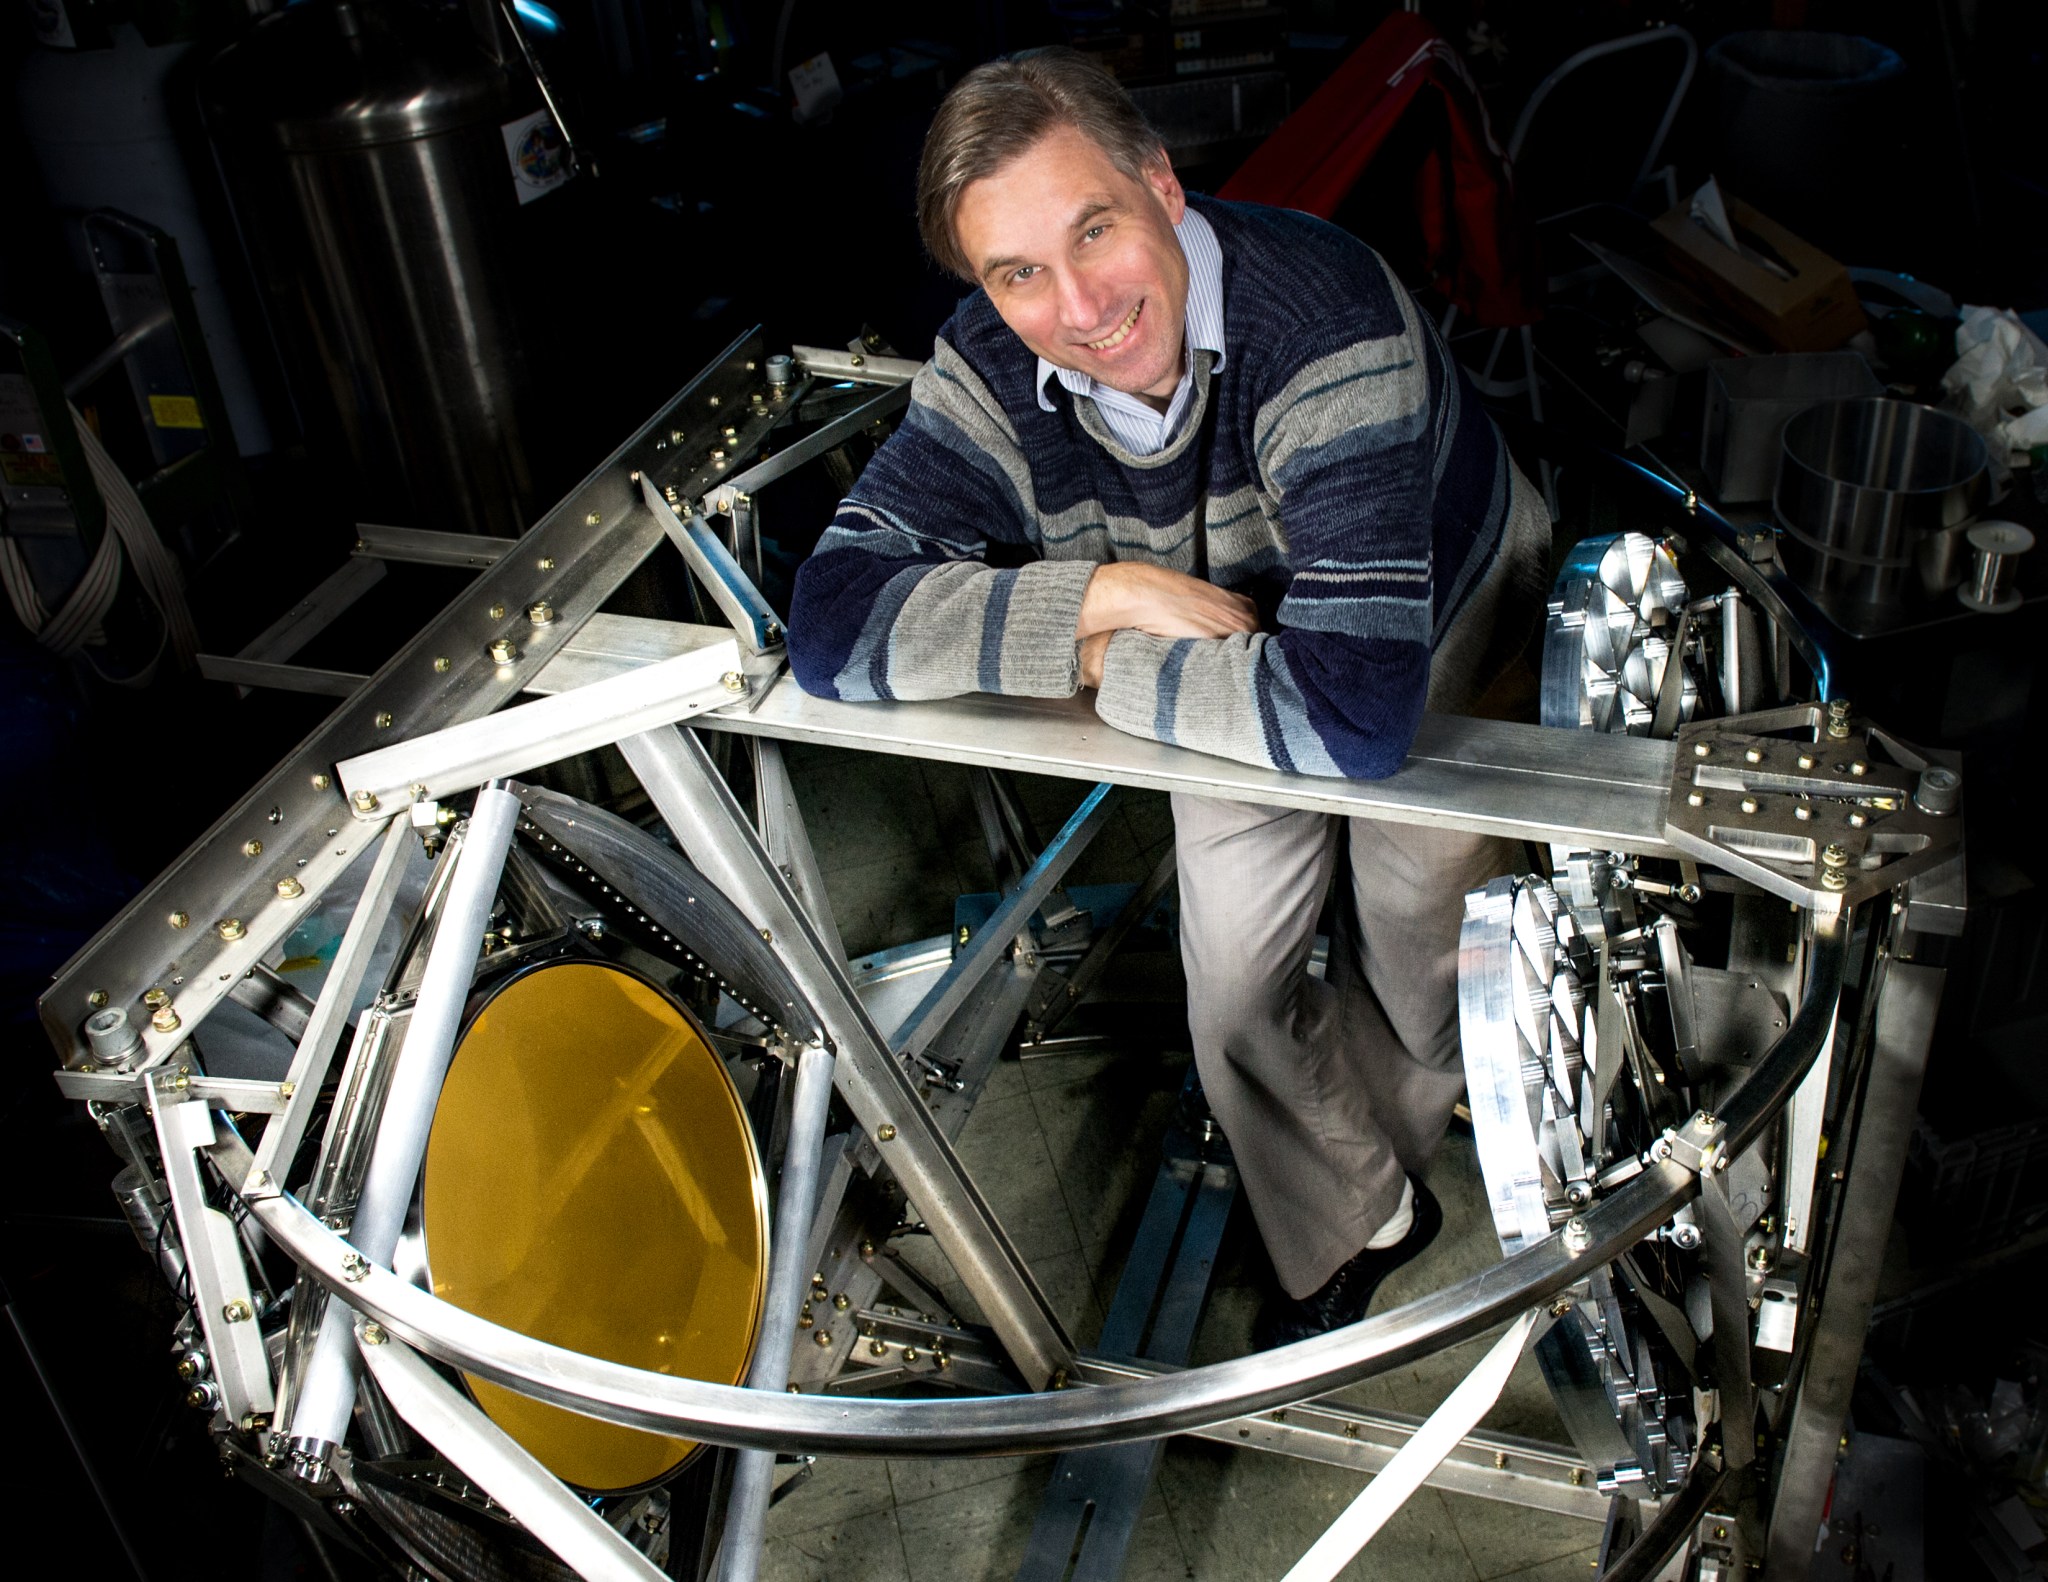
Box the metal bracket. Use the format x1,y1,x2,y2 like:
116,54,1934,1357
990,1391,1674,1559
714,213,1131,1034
1654,1111,1730,1178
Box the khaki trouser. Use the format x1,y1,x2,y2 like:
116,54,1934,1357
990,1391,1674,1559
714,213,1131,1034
1172,462,1549,1296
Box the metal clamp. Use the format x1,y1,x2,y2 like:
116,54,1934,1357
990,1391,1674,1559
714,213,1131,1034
1654,1111,1729,1177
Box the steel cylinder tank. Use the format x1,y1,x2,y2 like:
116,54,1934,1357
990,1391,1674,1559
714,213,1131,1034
202,0,573,537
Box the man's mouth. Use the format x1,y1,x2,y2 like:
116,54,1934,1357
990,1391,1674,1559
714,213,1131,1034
1085,301,1142,352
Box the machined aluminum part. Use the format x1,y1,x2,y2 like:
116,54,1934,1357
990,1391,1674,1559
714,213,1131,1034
1542,532,1697,736
1459,875,1597,1252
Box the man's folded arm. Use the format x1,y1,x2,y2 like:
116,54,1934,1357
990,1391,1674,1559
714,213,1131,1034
787,357,1093,703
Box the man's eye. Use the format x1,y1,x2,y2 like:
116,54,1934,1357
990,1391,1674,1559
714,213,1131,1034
1011,265,1039,284
1082,225,1107,242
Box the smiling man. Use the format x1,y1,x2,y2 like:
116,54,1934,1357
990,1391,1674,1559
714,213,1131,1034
788,50,1550,1344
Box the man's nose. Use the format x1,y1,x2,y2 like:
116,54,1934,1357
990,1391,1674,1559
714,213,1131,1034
1057,267,1110,335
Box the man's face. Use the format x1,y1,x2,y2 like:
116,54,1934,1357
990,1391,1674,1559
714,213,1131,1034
953,124,1189,402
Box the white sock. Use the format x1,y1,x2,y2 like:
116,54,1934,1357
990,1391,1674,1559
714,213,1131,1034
1364,1178,1416,1250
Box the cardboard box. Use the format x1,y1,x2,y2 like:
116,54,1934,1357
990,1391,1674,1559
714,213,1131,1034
1653,193,1868,354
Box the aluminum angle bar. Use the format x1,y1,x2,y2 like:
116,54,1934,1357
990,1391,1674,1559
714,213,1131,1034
40,324,768,1067
352,524,515,569
152,1079,276,1423
196,656,367,697
642,476,779,653
791,343,923,386
54,1069,294,1113
355,1328,666,1582
337,639,740,814
247,817,417,1194
615,724,1075,1389
709,380,911,504
893,782,1117,1063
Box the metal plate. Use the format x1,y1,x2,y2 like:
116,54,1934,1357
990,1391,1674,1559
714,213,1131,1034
421,959,767,1491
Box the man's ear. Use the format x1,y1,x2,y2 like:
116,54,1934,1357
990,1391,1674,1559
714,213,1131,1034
1142,152,1187,224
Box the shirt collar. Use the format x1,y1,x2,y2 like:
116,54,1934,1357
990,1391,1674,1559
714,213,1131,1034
1034,205,1227,413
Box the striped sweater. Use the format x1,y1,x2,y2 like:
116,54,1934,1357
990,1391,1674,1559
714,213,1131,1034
787,195,1521,780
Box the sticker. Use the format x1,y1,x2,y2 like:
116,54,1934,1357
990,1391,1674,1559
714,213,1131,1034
0,452,65,487
148,394,204,430
788,52,843,122
502,111,572,206
22,433,45,453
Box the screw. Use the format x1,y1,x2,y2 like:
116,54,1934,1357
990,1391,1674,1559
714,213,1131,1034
361,1324,386,1345
176,1358,199,1381
1683,489,1698,511
1745,748,1763,763
375,711,393,729
143,987,170,1008
222,1299,253,1323
902,1347,919,1363
860,1239,875,1258
353,790,379,813
797,1310,813,1329
870,1339,887,1356
488,638,519,665
670,429,685,443
814,1329,834,1348
1797,754,1814,770
278,1082,295,1098
1494,1450,1509,1469
1552,1296,1575,1317
1740,797,1758,814
217,917,246,941
341,1253,370,1282
833,1293,849,1310
1795,805,1812,821
585,512,601,526
1344,1422,1359,1439
1694,742,1711,758
850,353,866,368
152,1006,181,1033
277,878,304,899
242,839,263,857
489,603,506,620
1687,792,1705,808
432,657,451,676
877,1124,897,1142
186,1387,210,1409
934,1351,950,1371
1847,812,1867,828
1571,1468,1585,1486
538,556,555,570
1822,870,1848,891
1822,844,1848,867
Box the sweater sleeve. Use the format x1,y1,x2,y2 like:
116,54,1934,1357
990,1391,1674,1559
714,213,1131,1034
1091,258,1445,780
787,341,1097,703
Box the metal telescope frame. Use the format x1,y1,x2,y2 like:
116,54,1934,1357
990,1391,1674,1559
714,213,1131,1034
42,329,1965,1581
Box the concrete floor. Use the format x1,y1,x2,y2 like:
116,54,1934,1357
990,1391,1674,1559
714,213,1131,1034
761,743,1604,1582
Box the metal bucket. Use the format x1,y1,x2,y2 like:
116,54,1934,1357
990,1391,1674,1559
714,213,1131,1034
1774,397,1988,605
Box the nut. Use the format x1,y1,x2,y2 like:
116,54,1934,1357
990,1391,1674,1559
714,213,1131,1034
526,600,555,626
721,671,747,694
143,987,170,1008
361,1323,386,1346
352,790,379,813
217,917,246,941
221,1299,253,1323
276,877,304,899
152,1006,182,1034
488,638,519,665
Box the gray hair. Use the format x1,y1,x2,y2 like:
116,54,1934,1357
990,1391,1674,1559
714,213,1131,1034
917,48,1167,281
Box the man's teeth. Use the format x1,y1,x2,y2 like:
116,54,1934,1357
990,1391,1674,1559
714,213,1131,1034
1088,303,1141,351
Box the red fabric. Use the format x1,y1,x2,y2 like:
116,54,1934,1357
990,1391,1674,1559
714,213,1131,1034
1219,14,1541,327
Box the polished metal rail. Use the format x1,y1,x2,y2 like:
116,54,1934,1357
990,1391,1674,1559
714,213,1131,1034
232,912,1848,1458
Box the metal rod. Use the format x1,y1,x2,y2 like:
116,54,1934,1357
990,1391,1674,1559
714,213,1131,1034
615,724,1075,1388
286,786,519,1456
716,1040,838,1582
893,783,1117,1062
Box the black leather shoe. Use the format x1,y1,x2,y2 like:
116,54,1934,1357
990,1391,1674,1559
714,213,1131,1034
1252,1177,1443,1350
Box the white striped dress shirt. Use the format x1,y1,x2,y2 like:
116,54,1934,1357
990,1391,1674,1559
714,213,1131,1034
1035,208,1227,456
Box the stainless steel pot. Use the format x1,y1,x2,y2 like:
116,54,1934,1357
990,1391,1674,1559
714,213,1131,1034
1774,396,1988,605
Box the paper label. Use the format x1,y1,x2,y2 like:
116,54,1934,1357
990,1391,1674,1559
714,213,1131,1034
502,111,573,206
149,394,205,430
789,53,843,121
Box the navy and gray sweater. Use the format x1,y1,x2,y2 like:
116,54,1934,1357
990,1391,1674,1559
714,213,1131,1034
787,195,1519,780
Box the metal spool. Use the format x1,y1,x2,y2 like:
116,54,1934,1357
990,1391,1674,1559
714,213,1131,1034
421,958,768,1491
1540,531,1697,735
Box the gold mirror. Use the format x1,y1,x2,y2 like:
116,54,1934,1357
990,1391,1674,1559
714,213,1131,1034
422,958,769,1490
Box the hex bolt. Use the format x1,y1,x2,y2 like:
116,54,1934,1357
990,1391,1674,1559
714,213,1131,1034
222,1299,253,1323
311,772,332,789
277,878,304,899
1822,870,1849,891
143,987,170,1008
526,600,555,626
1849,761,1867,777
217,917,246,941
361,1324,386,1346
1794,805,1812,821
1822,844,1848,867
152,1006,182,1034
341,1252,369,1282
488,638,519,665
876,1124,897,1142
353,790,379,813
1563,1217,1591,1252
242,839,263,857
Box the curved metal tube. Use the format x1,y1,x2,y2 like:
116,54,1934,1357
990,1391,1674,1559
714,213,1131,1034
238,909,1849,1459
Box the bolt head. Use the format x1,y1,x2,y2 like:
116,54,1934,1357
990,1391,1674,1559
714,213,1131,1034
834,1293,850,1310
277,877,304,899
143,986,170,1008
526,600,555,626
489,603,507,620
152,1006,181,1033
1694,742,1711,758
1744,747,1763,763
1795,805,1812,821
361,1323,386,1346
375,712,393,729
221,1299,253,1323
169,910,190,929
1850,761,1867,776
876,1123,897,1142
488,638,519,665
1797,754,1814,770
217,917,246,941
1822,843,1848,865
1740,797,1758,814
242,839,263,857
352,789,379,813
1822,870,1849,891
585,511,602,526
1686,791,1704,808
813,1329,834,1348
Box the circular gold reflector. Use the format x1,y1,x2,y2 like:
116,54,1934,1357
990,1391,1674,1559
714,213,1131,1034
423,960,767,1491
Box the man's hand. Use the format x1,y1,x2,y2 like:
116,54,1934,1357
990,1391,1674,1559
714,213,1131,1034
1076,562,1259,641
1078,631,1112,690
